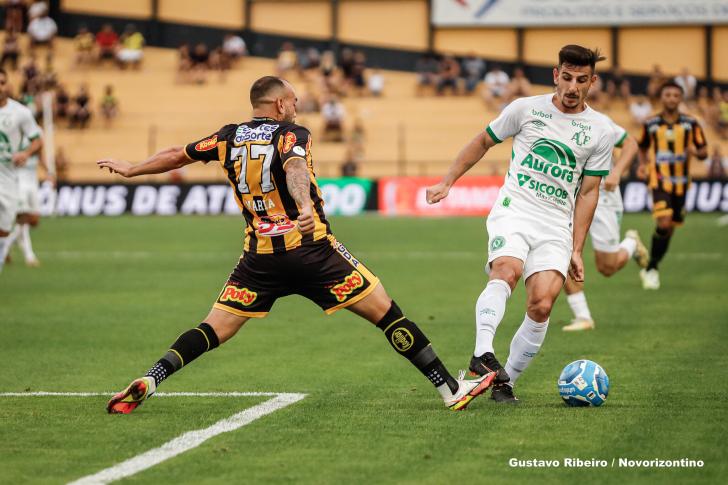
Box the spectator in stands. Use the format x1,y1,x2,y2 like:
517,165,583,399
586,73,606,108
342,119,366,177
21,55,39,93
339,48,356,85
629,95,653,127
1,29,21,71
221,33,246,66
482,64,509,110
4,0,25,33
674,67,697,102
74,26,95,65
646,65,667,100
606,64,630,104
462,53,485,94
27,7,57,52
506,67,532,103
117,24,145,70
96,24,119,63
368,68,384,97
39,52,57,90
276,42,297,77
415,54,439,96
436,55,460,96
321,95,346,142
319,50,338,90
706,146,726,179
100,85,118,128
69,84,91,129
349,51,367,96
19,78,40,119
696,86,719,129
298,47,320,72
189,43,210,84
176,43,193,84
28,1,48,21
54,83,70,120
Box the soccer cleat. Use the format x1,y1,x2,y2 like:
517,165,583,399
640,268,660,290
626,229,648,268
107,376,156,414
25,257,40,267
445,370,496,411
469,352,510,384
562,317,595,332
491,383,520,404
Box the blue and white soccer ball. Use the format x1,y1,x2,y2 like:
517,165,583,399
558,360,609,407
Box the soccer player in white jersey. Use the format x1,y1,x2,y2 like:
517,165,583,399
562,118,648,331
2,135,49,266
0,68,43,274
426,45,614,403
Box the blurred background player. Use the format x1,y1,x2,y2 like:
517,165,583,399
638,81,708,289
562,119,648,331
99,76,495,414
426,46,614,403
0,68,43,274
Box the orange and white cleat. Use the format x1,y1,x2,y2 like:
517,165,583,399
107,376,156,414
445,370,496,411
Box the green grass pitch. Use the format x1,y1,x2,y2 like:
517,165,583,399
1,213,727,484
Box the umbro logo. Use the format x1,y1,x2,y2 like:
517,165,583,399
517,174,531,186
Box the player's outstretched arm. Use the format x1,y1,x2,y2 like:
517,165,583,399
426,131,497,204
570,175,601,282
97,146,193,178
604,134,638,191
283,157,315,235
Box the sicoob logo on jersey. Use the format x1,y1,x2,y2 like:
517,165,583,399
257,215,296,237
194,135,217,152
330,270,364,302
219,285,257,306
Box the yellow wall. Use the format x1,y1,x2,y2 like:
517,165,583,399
619,27,704,77
713,26,728,82
251,1,331,40
434,28,517,61
158,0,244,29
61,0,152,19
524,28,612,69
338,0,428,51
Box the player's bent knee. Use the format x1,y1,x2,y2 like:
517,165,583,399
204,308,249,344
526,298,554,322
489,258,522,289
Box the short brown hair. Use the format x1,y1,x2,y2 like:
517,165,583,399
250,76,285,108
558,45,606,72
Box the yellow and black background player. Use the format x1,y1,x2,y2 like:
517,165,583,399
100,76,493,413
638,80,708,284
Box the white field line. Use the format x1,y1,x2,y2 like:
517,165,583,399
0,392,306,485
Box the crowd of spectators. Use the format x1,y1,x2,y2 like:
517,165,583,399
176,33,247,85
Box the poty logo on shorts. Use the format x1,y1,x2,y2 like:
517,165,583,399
235,124,279,144
391,327,414,352
219,285,258,306
330,270,364,302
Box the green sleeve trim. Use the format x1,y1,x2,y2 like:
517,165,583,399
614,132,627,148
27,133,41,141
486,126,502,144
584,169,609,176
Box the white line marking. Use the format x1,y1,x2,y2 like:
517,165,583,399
0,392,306,484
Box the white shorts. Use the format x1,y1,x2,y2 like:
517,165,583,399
590,188,624,253
486,205,572,280
17,169,40,214
0,183,18,232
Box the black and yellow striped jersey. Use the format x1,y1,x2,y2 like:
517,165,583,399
638,113,707,195
184,117,331,254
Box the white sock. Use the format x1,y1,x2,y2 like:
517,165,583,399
619,237,636,258
436,382,455,401
3,225,20,255
505,314,549,386
0,237,6,273
18,224,37,262
474,279,511,356
566,291,592,320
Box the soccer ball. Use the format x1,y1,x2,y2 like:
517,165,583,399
557,359,609,407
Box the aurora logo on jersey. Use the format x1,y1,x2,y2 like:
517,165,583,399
519,138,577,183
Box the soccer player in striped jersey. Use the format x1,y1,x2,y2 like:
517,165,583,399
99,76,495,414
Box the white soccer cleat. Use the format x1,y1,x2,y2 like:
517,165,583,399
625,229,648,269
640,268,660,290
563,317,595,332
445,370,496,411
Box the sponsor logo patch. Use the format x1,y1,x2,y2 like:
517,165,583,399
391,327,414,352
334,241,360,267
292,146,306,157
234,124,279,145
257,214,296,237
219,285,257,306
195,135,218,152
330,270,364,302
282,132,296,153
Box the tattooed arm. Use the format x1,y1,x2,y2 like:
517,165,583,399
284,157,316,235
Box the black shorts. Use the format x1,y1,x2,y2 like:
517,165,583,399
652,188,686,224
214,235,380,318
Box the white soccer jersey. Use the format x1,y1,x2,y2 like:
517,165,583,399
486,94,614,225
0,99,41,185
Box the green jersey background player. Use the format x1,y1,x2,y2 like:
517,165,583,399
427,45,614,403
